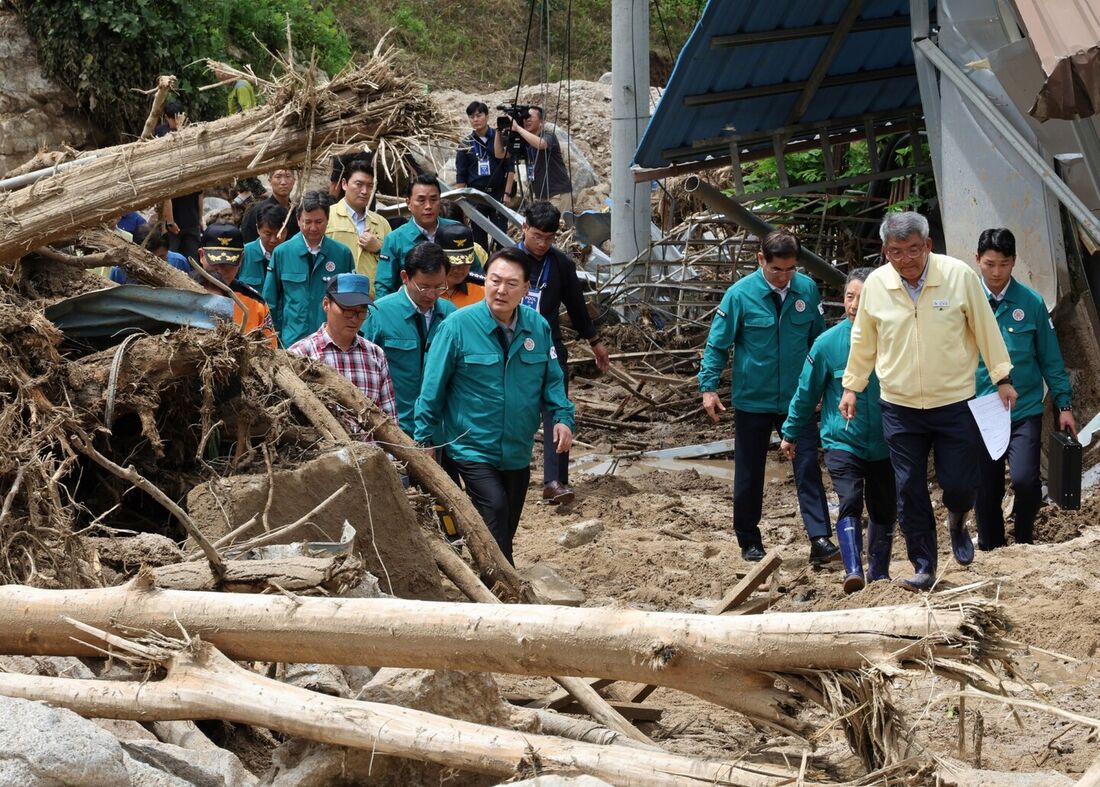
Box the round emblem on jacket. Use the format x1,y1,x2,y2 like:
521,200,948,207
523,338,535,351
325,260,336,272
1012,308,1024,322
795,299,806,312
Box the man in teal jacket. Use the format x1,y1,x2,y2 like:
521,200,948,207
262,191,355,347
974,228,1075,548
363,242,456,437
238,203,287,290
781,268,896,592
699,229,835,564
375,174,461,299
415,247,575,564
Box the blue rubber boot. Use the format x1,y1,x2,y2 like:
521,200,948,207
866,520,895,581
836,516,865,594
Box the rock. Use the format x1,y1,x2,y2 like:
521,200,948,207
597,71,613,84
544,121,599,192
0,695,131,786
506,778,614,787
120,740,258,787
521,563,587,606
556,518,604,548
94,718,159,742
281,662,351,698
85,533,184,572
123,754,194,787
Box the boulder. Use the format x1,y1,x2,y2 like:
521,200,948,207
120,740,257,787
556,518,604,548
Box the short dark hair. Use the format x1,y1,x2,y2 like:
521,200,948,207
761,229,801,262
977,227,1016,258
343,157,374,182
529,106,545,120
485,247,532,281
257,203,288,231
297,190,330,217
405,241,451,277
466,101,489,116
143,229,169,253
406,173,441,198
438,201,466,223
847,266,874,285
164,101,184,118
524,201,560,233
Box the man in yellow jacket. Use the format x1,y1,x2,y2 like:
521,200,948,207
326,158,390,295
841,212,1015,591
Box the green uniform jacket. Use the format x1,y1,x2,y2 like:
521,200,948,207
414,301,575,470
975,277,1072,422
262,233,355,347
363,289,457,437
375,217,475,299
227,79,257,114
782,319,889,461
698,268,825,413
238,238,269,290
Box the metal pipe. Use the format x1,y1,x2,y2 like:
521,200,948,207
683,176,846,286
0,154,98,192
914,37,1100,246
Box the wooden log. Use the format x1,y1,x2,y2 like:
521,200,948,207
0,51,445,264
0,583,1011,742
79,229,200,290
149,555,362,594
555,699,663,722
0,639,796,787
710,553,783,615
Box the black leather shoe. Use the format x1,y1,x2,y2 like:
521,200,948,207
809,536,841,565
741,545,766,562
947,510,975,566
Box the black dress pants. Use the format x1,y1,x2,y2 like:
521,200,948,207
451,459,531,565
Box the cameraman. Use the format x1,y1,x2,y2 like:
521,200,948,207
455,101,514,249
494,106,573,213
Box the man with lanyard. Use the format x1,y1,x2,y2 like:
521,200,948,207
326,158,391,296
499,106,572,213
781,268,896,592
289,274,398,431
456,101,514,249
238,204,287,290
363,242,456,438
842,212,1015,591
415,247,575,565
262,191,356,347
699,229,837,565
516,202,609,504
375,174,462,299
973,227,1075,549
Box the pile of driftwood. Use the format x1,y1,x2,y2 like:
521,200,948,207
0,46,1071,787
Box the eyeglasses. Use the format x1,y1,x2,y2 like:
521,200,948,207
410,280,448,295
883,246,927,261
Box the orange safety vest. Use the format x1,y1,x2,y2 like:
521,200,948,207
443,282,485,309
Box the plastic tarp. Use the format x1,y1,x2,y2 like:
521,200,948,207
45,285,235,338
1014,0,1100,120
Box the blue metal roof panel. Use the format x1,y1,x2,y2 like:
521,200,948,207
635,0,932,168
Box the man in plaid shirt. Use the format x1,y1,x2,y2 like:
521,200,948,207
289,274,398,427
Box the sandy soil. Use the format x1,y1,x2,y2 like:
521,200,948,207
501,439,1100,782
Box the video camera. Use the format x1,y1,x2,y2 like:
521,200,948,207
495,103,533,160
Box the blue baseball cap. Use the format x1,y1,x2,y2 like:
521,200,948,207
326,273,373,307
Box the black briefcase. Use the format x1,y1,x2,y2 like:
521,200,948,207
1047,430,1082,510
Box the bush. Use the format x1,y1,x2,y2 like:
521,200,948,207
16,0,352,138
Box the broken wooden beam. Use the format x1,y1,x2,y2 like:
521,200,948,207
710,552,783,615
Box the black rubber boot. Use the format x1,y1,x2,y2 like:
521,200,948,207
897,529,937,592
866,520,895,581
947,509,975,566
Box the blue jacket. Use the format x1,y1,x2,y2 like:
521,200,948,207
262,233,355,347
975,278,1072,421
109,250,189,284
783,319,889,461
414,301,574,470
698,268,825,413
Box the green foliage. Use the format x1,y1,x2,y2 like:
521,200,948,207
17,0,352,138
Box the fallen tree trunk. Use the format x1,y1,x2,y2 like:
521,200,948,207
79,229,199,290
0,582,1012,749
0,49,448,264
149,555,362,594
0,633,797,787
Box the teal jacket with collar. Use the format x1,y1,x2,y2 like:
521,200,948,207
698,268,825,413
782,319,889,461
414,301,575,470
262,233,355,347
238,238,270,290
363,289,457,437
375,217,462,299
975,277,1072,422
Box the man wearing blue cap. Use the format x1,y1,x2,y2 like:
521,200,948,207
288,273,398,426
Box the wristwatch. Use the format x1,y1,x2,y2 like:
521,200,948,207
994,376,1012,386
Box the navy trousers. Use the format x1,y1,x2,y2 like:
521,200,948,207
451,460,531,566
823,449,897,526
542,347,569,487
879,399,979,570
733,409,830,549
975,414,1042,548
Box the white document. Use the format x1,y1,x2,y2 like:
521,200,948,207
967,393,1012,460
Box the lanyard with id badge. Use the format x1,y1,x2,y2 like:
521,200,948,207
472,135,492,178
522,259,551,312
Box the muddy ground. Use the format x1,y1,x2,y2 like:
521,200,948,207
476,399,1100,783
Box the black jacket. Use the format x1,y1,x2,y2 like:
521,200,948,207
520,244,597,349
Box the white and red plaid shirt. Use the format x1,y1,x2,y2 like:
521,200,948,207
288,326,399,424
